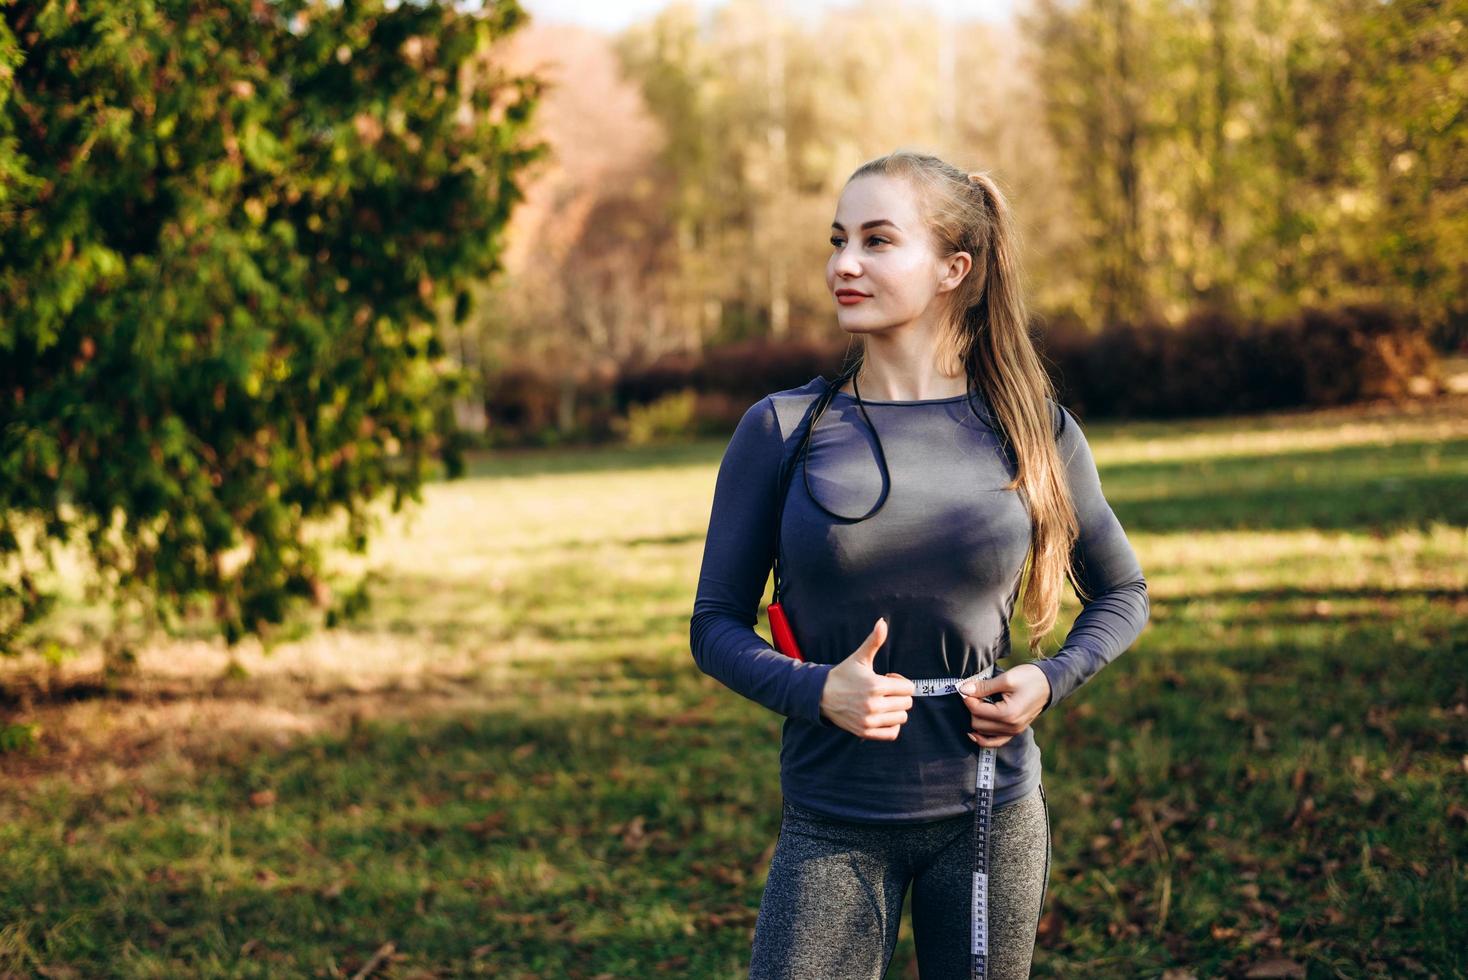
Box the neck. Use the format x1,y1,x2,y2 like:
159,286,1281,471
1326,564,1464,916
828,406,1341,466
845,361,967,401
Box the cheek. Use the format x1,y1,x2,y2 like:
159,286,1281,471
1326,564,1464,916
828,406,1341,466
880,264,932,309
877,251,932,294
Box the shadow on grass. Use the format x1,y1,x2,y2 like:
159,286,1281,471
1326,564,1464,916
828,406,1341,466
0,661,786,978
4,619,1464,977
1102,438,1467,533
4,407,1465,977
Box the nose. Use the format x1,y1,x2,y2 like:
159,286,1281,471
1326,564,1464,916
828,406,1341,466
831,244,862,279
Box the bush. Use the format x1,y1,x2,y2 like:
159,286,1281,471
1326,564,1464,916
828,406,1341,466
477,302,1443,447
613,388,699,445
482,360,620,447
1040,302,1442,420
1292,303,1443,405
617,336,847,409
483,363,563,441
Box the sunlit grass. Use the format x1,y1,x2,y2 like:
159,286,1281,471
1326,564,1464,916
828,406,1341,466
2,396,1465,978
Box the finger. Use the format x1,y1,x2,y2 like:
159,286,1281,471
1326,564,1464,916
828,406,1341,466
962,697,1012,724
850,617,888,666
967,702,1021,731
860,723,904,742
968,712,1012,734
863,693,912,712
957,674,1012,700
969,709,1022,735
968,731,1013,748
864,709,909,729
869,693,914,712
878,673,917,697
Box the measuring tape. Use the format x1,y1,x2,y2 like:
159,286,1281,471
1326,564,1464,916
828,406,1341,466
909,663,999,980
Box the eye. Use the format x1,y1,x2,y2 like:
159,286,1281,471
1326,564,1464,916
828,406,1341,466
829,236,891,248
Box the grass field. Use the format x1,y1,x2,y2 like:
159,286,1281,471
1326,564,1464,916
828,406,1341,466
2,394,1466,979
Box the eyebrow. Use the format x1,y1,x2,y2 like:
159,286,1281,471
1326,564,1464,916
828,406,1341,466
830,219,900,232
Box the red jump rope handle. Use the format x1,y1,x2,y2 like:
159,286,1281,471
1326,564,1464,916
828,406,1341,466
767,601,804,662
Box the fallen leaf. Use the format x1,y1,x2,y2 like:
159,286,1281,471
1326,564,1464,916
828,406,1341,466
1252,723,1270,750
622,814,648,850
1290,765,1309,792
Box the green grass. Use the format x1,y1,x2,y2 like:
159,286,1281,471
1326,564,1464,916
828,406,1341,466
2,397,1465,978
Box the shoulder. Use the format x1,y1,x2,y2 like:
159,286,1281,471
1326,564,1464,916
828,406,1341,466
1045,396,1079,441
727,376,827,450
751,375,831,441
1045,397,1090,467
962,384,1071,442
1044,397,1098,477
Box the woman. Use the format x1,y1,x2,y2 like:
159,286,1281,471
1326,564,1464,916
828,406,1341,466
688,150,1150,979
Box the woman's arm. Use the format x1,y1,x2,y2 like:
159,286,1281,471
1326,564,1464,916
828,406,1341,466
689,396,836,724
1023,403,1151,710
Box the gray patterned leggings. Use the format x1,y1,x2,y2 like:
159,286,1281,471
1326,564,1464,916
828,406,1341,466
749,784,1051,980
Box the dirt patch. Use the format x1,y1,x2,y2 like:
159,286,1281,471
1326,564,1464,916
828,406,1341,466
0,636,514,798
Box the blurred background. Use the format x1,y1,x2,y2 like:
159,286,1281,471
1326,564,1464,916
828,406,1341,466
1,0,1463,976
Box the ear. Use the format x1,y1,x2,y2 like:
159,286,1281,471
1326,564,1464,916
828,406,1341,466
939,250,973,292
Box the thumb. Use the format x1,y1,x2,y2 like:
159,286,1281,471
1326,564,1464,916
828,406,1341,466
958,672,1009,699
847,616,887,667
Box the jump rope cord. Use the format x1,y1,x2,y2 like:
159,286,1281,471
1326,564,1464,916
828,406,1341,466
770,362,885,601
767,362,1001,979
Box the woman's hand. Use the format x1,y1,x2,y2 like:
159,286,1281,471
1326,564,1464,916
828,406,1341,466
958,664,1052,748
819,617,916,741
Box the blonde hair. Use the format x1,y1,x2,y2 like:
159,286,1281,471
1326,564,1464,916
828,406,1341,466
839,149,1088,656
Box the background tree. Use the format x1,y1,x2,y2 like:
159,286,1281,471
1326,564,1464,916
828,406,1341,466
1020,0,1465,343
435,0,1457,443
0,0,547,671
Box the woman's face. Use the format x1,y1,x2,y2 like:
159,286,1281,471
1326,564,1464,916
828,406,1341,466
826,174,967,335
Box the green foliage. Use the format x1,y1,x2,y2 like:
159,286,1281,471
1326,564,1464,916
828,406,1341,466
0,721,38,754
0,0,547,655
1019,0,1468,345
616,388,698,445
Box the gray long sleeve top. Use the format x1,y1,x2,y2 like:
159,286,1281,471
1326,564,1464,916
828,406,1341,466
689,375,1150,822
